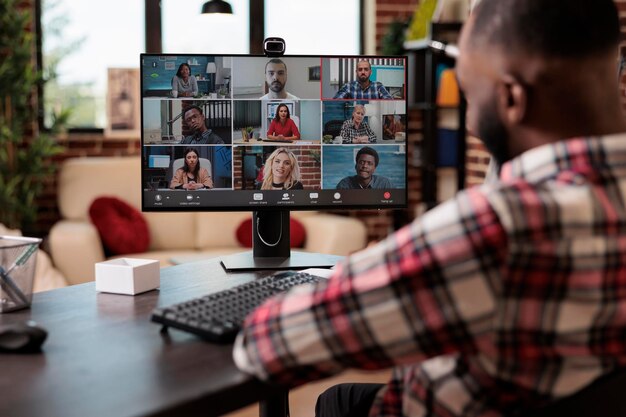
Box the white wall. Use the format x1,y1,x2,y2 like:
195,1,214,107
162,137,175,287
300,100,322,140
232,57,320,99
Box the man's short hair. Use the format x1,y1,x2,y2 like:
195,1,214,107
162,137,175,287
357,59,371,70
356,146,379,167
184,105,203,118
470,0,620,58
265,58,287,73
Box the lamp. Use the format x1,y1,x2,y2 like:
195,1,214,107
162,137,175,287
206,62,217,93
201,0,233,14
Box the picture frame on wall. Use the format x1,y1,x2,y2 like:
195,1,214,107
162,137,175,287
308,65,320,81
105,68,141,139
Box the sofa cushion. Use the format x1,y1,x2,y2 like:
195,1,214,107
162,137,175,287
59,157,142,220
143,212,196,251
195,212,250,249
89,197,150,255
235,217,306,248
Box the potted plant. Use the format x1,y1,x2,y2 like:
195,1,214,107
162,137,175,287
0,0,65,233
241,126,254,142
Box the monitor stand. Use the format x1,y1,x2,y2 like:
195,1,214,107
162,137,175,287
220,210,343,271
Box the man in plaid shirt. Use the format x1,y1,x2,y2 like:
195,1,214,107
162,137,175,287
233,0,626,416
333,60,393,99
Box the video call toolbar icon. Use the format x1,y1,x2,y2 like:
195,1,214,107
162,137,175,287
309,192,319,199
253,193,263,201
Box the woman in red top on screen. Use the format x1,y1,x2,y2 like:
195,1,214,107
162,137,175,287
259,147,304,190
169,147,213,190
266,104,300,140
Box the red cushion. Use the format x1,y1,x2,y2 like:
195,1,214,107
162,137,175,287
88,197,150,255
235,217,306,248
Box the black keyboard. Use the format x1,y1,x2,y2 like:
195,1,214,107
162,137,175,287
151,271,323,343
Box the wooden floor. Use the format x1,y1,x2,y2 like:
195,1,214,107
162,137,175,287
224,369,391,417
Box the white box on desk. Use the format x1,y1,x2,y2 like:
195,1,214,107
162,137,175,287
95,258,160,295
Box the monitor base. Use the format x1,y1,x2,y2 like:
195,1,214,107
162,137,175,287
220,250,342,271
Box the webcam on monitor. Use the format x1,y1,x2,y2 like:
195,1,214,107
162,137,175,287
263,37,286,57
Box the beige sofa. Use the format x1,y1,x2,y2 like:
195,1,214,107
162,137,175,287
49,157,368,285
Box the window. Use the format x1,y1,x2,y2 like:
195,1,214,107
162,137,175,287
40,0,361,131
265,0,360,54
42,0,145,129
162,0,249,54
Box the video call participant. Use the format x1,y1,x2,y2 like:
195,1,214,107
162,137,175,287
333,60,393,99
267,104,300,140
180,106,224,145
260,59,299,100
169,147,213,190
382,114,397,140
259,147,303,190
234,0,626,416
340,104,376,144
171,63,198,98
336,146,392,189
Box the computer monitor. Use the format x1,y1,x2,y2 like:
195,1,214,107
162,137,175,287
140,54,408,270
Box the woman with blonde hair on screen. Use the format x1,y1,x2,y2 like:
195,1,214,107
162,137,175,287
259,147,304,190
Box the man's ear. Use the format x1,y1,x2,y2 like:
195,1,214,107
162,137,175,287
497,75,527,125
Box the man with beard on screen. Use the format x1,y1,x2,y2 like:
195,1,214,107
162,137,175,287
260,58,298,100
233,0,626,416
333,59,393,99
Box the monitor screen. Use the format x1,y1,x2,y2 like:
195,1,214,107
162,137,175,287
140,54,408,212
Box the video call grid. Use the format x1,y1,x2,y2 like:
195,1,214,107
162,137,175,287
141,54,408,194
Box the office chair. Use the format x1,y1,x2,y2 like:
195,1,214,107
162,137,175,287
168,158,213,184
324,120,344,138
290,115,300,130
516,369,626,417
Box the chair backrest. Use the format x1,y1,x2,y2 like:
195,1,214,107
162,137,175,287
519,369,626,417
170,158,212,182
290,115,300,130
324,120,343,138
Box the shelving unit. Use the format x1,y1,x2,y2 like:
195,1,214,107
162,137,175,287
405,22,466,210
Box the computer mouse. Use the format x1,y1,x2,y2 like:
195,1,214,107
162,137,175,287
0,320,47,353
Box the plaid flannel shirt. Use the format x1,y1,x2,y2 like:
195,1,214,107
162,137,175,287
334,81,393,99
234,134,626,417
340,119,377,144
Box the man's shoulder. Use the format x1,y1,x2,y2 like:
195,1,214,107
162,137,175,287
204,129,224,144
260,92,299,100
372,175,393,188
336,175,357,189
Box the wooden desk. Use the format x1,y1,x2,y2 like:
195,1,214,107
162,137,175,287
232,138,320,145
0,258,290,417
